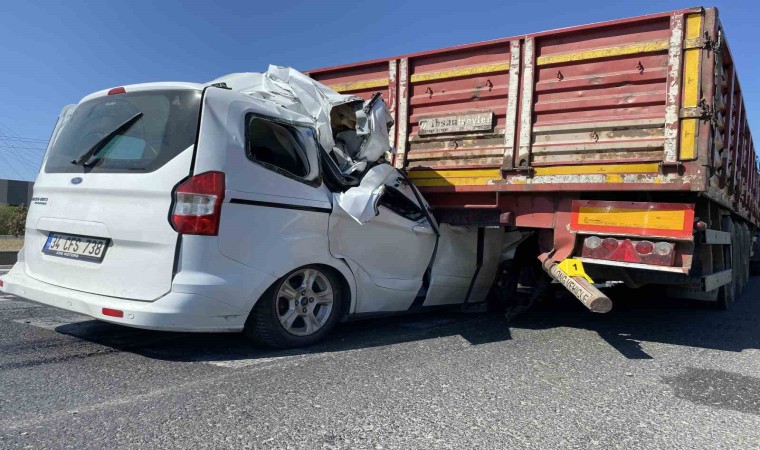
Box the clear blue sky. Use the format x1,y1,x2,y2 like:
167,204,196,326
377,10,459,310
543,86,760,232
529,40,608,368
1,0,758,180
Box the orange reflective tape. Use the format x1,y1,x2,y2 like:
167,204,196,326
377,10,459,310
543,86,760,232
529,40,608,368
569,200,695,239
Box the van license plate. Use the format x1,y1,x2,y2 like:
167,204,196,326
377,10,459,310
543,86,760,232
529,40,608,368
42,233,109,262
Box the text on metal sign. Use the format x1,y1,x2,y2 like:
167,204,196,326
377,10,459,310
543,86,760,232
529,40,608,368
418,112,494,135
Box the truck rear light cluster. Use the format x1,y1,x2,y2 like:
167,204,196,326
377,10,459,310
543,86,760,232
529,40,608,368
171,171,225,236
581,236,675,266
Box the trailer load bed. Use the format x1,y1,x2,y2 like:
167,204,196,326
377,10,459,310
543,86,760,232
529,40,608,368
308,6,757,226
309,6,758,310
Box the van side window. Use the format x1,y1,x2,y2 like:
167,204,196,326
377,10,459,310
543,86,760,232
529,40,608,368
245,116,309,178
378,186,425,221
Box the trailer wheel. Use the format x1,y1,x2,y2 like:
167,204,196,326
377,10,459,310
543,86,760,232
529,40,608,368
716,217,736,310
244,265,343,348
489,261,519,311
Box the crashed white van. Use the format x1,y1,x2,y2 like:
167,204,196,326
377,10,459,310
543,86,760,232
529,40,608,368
0,66,509,348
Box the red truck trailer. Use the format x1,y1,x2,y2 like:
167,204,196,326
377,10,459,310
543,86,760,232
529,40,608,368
309,6,759,311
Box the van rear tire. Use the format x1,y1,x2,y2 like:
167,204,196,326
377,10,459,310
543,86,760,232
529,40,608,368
244,265,343,348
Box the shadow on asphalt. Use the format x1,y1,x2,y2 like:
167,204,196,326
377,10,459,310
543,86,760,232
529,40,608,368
510,276,760,360
52,309,513,365
51,277,760,364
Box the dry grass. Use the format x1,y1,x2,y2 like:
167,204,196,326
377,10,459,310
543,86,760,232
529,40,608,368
0,239,24,252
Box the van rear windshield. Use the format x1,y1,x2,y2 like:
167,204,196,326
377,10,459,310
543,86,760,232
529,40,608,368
45,89,202,173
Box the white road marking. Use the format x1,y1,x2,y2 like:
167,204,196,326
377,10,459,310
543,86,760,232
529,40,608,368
202,349,311,369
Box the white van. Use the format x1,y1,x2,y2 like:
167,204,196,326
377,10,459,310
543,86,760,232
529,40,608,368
0,67,510,348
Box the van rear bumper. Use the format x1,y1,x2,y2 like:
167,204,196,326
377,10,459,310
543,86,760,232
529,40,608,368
0,266,247,332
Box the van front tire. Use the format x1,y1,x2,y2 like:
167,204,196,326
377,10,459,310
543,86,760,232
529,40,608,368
244,265,343,348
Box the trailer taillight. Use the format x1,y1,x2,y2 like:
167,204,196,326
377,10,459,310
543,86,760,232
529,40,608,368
582,236,675,266
584,236,602,249
601,238,619,251
654,242,674,256
634,241,654,255
171,171,226,236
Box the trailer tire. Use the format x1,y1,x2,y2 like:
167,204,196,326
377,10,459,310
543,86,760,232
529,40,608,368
244,265,344,349
488,261,520,312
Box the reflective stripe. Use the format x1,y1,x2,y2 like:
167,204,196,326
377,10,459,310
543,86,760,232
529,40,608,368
329,78,389,93
533,163,660,176
680,13,703,160
570,200,695,240
410,63,510,83
576,206,686,231
536,40,669,66
407,168,500,186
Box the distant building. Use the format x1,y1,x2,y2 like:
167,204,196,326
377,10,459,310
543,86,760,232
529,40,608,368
0,179,34,206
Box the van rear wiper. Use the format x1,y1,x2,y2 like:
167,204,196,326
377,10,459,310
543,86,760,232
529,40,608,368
71,112,143,166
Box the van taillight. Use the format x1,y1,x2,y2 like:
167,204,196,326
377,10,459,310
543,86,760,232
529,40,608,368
102,308,124,318
171,171,225,236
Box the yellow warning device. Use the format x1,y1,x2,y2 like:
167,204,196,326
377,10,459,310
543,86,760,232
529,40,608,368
557,258,594,284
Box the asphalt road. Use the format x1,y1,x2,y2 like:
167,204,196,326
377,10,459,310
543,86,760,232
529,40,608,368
1,269,759,449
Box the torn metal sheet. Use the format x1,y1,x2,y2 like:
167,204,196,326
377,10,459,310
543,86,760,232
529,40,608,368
353,95,395,167
209,66,362,153
332,95,395,175
210,66,395,176
334,164,397,224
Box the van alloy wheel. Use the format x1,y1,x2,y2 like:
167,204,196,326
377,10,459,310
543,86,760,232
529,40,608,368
276,268,334,336
244,265,344,349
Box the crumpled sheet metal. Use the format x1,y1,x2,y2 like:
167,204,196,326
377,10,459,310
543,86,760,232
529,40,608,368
209,66,363,156
334,164,397,224
353,96,395,169
210,66,394,176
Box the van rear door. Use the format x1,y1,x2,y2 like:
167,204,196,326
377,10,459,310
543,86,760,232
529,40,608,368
23,87,202,301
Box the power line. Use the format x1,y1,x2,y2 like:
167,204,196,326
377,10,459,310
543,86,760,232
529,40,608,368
0,136,48,144
0,149,28,179
0,150,43,168
0,132,47,148
0,148,43,169
0,131,48,143
0,145,46,152
0,126,47,181
0,122,22,136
